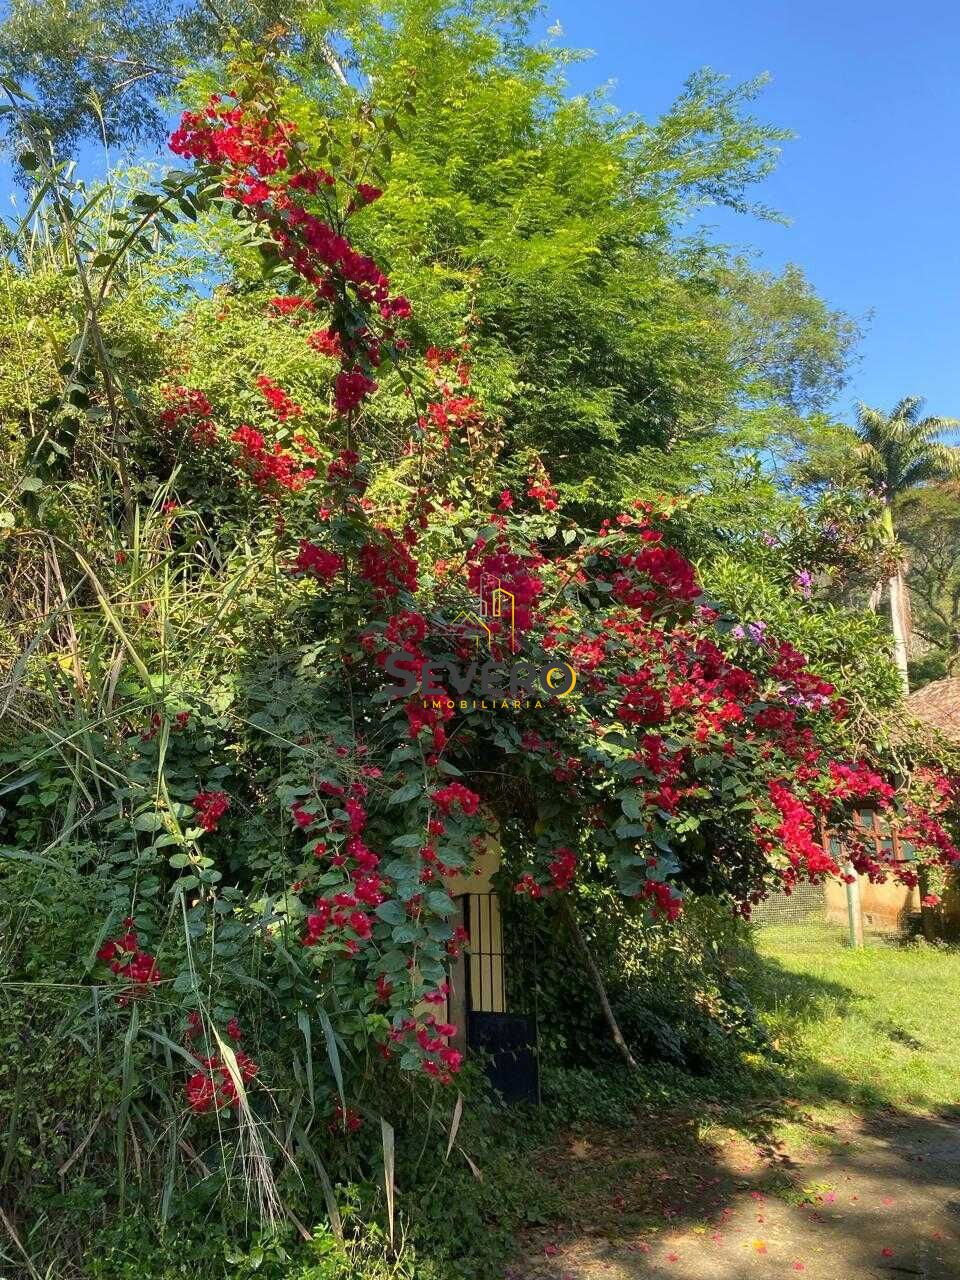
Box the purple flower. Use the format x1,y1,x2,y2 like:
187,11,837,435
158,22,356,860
730,624,746,640
794,570,812,600
747,620,767,644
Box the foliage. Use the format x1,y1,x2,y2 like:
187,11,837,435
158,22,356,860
896,482,960,681
504,887,766,1076
4,0,863,515
795,395,960,687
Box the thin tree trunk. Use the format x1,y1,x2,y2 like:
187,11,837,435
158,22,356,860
888,568,910,694
559,896,638,1071
882,504,910,694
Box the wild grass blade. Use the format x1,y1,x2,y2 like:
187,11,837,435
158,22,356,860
381,1117,396,1251
116,1003,140,1209
317,1006,345,1114
296,1009,315,1112
292,1126,344,1244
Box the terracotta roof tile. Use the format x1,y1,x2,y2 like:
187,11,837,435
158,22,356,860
906,677,960,744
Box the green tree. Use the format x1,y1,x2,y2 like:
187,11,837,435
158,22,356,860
893,482,960,685
1,0,859,522
819,397,960,691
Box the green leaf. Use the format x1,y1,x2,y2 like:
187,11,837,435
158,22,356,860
132,811,165,832
426,891,456,917
375,899,406,925
620,789,646,820
387,782,422,806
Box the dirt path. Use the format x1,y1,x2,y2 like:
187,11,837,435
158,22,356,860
510,1106,960,1280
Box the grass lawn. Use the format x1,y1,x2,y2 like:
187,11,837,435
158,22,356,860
747,925,960,1113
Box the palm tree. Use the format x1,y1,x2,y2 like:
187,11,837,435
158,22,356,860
852,397,960,692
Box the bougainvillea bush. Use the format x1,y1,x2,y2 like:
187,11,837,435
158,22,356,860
1,48,958,1274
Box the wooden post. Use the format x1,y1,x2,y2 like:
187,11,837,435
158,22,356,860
845,863,864,948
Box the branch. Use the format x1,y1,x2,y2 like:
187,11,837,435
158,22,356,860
559,895,638,1071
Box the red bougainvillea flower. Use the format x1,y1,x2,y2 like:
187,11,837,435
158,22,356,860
96,926,162,1003
293,539,343,581
611,544,700,611
255,374,302,421
466,541,544,640
526,455,558,510
192,790,230,833
548,847,577,891
268,295,315,317
230,423,316,494
185,1070,218,1113
159,385,217,446
329,1098,363,1132
358,530,419,596
185,1051,259,1113
431,783,480,817
515,872,544,899
642,879,682,922
307,327,343,358
334,368,377,415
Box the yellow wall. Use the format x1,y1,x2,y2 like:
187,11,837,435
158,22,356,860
446,836,500,897
824,876,920,931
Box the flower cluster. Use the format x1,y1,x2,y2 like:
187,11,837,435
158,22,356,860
293,539,343,581
466,540,544,642
431,783,481,818
610,542,700,611
160,385,217,446
329,1098,363,1133
185,1050,259,1114
389,1009,463,1084
256,374,303,420
192,790,230,833
230,424,317,493
96,921,161,1003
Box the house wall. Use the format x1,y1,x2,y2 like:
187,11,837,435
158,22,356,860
933,875,960,938
823,876,920,931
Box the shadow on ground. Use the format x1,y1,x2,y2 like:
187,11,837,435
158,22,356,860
509,947,960,1280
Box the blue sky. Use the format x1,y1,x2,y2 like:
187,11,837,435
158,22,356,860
542,0,960,425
